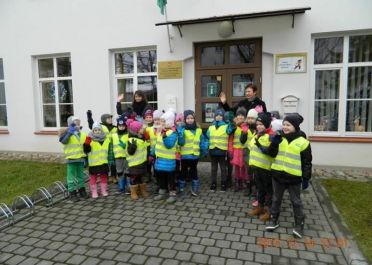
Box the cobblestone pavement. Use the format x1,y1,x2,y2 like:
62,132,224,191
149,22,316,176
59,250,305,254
0,163,349,265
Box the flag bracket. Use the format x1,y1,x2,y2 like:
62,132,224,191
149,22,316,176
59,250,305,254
177,25,183,38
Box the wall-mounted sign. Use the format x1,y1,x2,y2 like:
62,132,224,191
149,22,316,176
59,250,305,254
275,53,307,74
158,60,183,79
207,83,218,97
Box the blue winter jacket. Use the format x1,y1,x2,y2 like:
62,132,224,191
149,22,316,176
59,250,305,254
152,130,178,172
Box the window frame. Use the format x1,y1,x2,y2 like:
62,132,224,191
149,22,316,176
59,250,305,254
36,54,73,130
311,33,372,137
112,47,158,111
0,58,7,128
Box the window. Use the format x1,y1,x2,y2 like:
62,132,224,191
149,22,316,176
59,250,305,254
0,58,7,127
37,56,73,128
313,34,372,135
114,48,157,110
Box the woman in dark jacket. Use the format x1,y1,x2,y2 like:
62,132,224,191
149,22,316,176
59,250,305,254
219,84,267,114
116,90,152,119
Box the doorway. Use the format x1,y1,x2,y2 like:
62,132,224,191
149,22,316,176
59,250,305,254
195,38,262,128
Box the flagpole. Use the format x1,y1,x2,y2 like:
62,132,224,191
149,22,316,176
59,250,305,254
164,6,173,53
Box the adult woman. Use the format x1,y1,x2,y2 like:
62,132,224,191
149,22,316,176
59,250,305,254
219,84,267,114
116,90,152,118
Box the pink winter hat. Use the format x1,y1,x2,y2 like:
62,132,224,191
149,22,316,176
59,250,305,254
126,119,143,134
175,113,184,123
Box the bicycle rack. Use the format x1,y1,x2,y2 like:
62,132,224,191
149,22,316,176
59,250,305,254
47,181,68,204
0,203,14,230
12,195,34,223
31,187,53,207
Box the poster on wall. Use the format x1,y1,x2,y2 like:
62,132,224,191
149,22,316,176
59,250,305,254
275,53,307,74
233,81,248,97
203,103,219,123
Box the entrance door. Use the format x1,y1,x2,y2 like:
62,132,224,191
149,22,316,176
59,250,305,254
195,39,262,128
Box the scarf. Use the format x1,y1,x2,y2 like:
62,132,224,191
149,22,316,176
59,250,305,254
132,100,148,116
89,130,106,142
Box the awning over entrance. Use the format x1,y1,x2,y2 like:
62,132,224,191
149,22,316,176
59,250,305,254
156,7,311,37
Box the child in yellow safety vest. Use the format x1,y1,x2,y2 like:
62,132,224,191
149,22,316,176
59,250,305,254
240,109,258,197
230,107,249,192
152,111,178,203
112,113,130,194
146,110,163,193
59,116,89,202
126,119,149,200
206,109,234,192
83,122,110,199
265,114,312,239
248,112,274,221
177,110,208,197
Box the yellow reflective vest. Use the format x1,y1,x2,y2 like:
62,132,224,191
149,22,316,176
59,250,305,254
271,137,309,177
244,129,255,149
233,127,244,149
112,133,128,159
155,130,177,159
146,126,158,149
209,124,228,151
126,138,147,167
63,132,87,159
88,138,110,167
249,134,273,170
180,129,202,156
102,125,117,141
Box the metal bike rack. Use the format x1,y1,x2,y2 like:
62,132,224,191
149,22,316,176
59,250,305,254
31,187,53,207
12,195,34,223
47,181,68,204
0,203,14,230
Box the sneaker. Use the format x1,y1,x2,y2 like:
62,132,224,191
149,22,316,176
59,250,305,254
210,183,216,192
265,218,280,231
252,200,258,207
220,184,226,192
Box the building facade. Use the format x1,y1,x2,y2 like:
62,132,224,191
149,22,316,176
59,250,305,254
0,0,371,167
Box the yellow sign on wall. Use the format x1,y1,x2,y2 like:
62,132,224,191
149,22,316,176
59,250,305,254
158,60,183,79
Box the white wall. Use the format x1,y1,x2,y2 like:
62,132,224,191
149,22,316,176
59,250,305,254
0,0,372,167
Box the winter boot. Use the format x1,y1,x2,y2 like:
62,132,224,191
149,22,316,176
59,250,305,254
220,181,227,192
259,207,271,222
130,185,139,200
293,216,305,238
154,189,167,201
90,175,98,199
191,179,200,196
100,178,109,197
210,182,217,192
265,215,280,231
166,191,177,203
69,190,80,202
78,187,89,199
248,206,265,217
179,180,187,198
118,177,125,193
139,183,149,198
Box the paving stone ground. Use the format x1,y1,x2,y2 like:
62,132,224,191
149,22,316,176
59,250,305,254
0,162,349,265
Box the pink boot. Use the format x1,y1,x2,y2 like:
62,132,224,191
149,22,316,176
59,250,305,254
100,174,109,197
90,175,98,199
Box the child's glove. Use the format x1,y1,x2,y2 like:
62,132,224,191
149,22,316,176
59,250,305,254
85,136,92,145
271,133,282,146
302,178,309,190
176,124,184,135
241,124,248,133
68,123,76,134
118,140,126,148
129,138,137,147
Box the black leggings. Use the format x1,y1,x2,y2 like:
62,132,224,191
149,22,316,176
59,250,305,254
179,159,199,181
156,170,175,191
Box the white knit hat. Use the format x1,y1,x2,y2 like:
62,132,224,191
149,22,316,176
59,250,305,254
271,119,283,132
153,110,163,120
247,109,258,119
67,116,80,126
161,111,175,128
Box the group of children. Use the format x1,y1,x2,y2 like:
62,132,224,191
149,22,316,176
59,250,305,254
59,103,312,238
